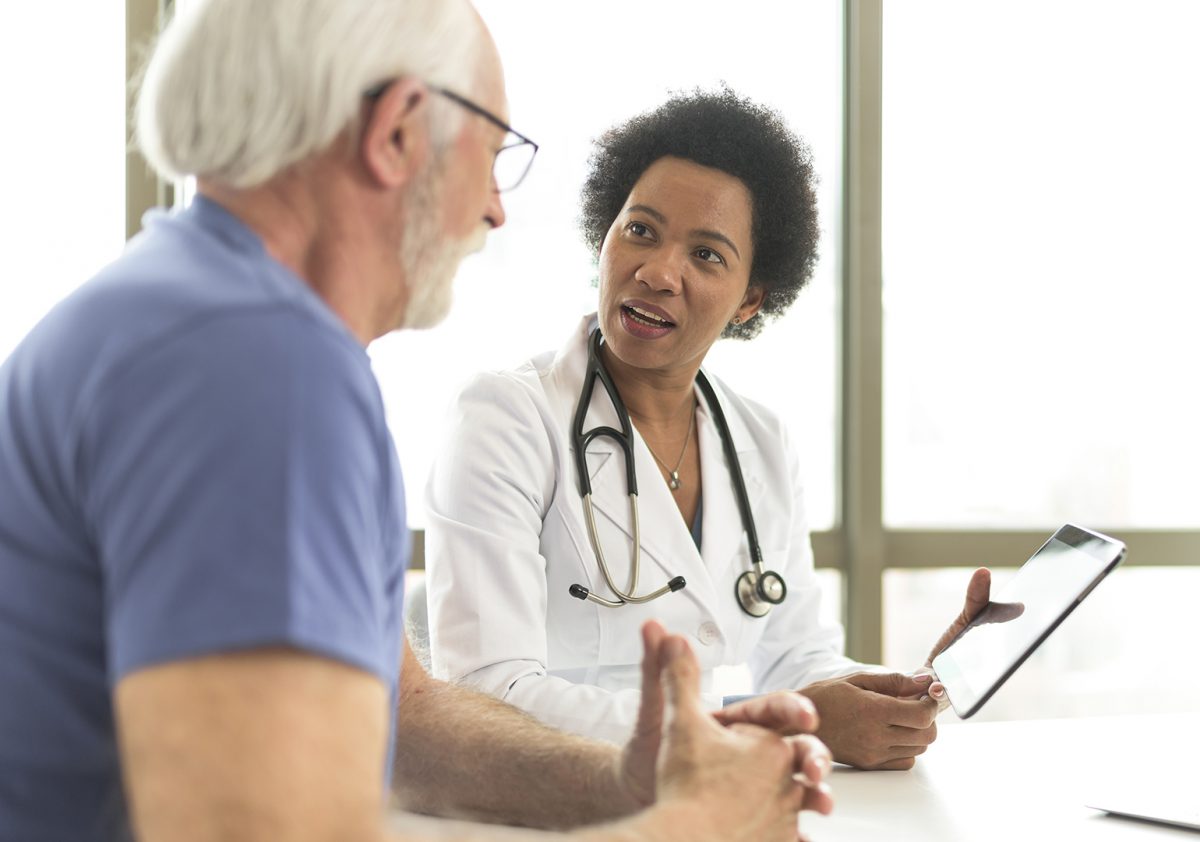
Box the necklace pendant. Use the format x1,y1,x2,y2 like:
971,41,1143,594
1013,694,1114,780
668,471,681,490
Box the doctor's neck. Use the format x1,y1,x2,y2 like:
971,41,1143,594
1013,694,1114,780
600,345,700,427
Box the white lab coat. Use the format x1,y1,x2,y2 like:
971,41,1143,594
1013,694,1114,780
425,315,867,744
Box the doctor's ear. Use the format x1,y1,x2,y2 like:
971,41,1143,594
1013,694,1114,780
732,285,766,326
360,78,432,189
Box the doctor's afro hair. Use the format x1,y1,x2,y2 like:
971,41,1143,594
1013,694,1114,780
578,87,819,340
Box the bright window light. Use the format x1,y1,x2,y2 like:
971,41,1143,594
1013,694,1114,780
883,1,1200,528
372,1,844,530
0,5,126,360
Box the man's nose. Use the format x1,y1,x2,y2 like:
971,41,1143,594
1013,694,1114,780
484,182,506,229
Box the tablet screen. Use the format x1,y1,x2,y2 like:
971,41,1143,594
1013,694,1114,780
932,525,1125,717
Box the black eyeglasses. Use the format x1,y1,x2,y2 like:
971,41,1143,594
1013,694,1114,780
364,81,538,192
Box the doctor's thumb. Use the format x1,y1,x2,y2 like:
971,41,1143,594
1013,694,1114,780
850,671,930,698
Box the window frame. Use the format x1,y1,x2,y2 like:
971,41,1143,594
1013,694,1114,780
125,0,1200,664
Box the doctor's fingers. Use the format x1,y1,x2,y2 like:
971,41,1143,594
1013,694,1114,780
877,694,939,729
925,567,992,665
713,691,820,736
885,721,938,749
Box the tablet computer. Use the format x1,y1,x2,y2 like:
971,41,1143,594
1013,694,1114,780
931,524,1126,719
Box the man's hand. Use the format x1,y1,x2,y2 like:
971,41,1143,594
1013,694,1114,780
620,621,833,842
800,672,938,770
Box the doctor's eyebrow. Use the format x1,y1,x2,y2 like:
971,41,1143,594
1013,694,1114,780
625,204,742,261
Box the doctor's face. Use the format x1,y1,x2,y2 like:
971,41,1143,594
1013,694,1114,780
596,156,763,378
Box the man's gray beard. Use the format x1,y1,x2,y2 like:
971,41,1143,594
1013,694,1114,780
398,161,487,331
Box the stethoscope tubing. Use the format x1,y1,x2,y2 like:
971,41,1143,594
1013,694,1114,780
570,328,782,614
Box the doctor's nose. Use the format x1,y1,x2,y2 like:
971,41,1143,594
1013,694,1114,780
634,252,683,295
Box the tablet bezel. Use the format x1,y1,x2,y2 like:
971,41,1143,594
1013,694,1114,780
931,523,1126,719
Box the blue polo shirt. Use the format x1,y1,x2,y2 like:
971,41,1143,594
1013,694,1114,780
0,196,409,840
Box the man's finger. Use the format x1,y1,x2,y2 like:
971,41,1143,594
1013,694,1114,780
787,734,832,785
712,692,819,736
798,780,835,816
660,634,705,727
633,621,668,738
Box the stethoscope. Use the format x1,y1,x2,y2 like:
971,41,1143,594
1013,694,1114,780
567,328,787,618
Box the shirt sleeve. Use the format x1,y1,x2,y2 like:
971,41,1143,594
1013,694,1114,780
79,308,403,685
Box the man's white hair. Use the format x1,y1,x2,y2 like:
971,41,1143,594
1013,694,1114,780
136,0,480,189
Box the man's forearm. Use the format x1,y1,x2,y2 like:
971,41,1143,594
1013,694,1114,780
393,645,641,829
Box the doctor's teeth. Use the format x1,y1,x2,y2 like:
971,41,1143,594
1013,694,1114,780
627,306,670,326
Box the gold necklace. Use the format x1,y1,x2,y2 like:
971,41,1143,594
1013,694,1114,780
644,408,696,491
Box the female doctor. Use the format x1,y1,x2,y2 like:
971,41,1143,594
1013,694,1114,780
425,89,989,771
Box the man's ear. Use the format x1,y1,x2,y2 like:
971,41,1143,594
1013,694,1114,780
359,78,432,189
736,284,767,323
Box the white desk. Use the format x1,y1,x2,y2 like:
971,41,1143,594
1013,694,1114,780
802,714,1199,841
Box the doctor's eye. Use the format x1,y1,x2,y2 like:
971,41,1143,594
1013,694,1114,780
694,246,725,266
626,221,656,240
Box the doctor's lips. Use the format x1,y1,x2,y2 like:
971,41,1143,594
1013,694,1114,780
621,301,676,329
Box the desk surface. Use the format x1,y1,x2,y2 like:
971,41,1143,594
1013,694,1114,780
801,713,1199,841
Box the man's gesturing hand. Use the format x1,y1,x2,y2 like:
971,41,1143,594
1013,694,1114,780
622,621,833,842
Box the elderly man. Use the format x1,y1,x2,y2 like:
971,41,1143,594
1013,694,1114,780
0,1,834,840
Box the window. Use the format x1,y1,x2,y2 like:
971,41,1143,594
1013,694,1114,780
118,4,1199,697
0,4,126,360
371,0,844,531
882,1,1200,529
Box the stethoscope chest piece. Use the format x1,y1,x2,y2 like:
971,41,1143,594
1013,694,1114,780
735,568,787,618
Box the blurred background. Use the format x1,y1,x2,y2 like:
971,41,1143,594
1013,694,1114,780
3,0,1196,722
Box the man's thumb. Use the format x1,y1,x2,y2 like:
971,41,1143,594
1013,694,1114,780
660,634,703,723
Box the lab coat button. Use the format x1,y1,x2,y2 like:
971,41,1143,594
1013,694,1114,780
697,622,721,646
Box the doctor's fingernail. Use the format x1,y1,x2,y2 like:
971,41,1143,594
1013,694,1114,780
912,673,932,683
919,695,930,702
930,686,944,698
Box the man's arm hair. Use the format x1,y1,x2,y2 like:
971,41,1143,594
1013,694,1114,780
392,638,642,829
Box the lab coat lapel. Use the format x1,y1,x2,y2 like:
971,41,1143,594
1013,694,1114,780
697,374,766,583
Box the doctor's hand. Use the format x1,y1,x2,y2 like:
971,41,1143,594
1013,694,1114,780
923,567,993,706
620,621,833,841
800,672,939,770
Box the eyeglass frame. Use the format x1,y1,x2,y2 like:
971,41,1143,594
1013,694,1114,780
363,80,538,192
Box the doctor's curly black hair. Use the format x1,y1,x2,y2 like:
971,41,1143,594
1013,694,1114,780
579,87,819,340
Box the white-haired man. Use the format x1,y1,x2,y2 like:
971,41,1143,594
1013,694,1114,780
0,1,834,841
